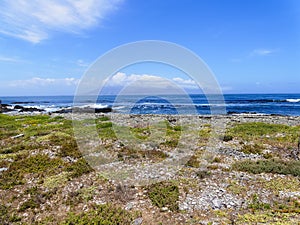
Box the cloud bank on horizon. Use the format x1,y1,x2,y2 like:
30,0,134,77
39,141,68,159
0,0,123,43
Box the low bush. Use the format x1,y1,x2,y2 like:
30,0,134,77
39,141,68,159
232,159,300,176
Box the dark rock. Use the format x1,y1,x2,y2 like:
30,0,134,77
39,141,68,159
55,107,112,114
0,103,14,113
19,107,45,112
14,105,24,110
53,108,73,113
11,101,35,104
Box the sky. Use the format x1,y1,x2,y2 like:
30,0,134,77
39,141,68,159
0,0,299,96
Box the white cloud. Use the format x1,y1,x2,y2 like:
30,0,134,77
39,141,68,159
0,0,123,43
9,77,80,87
105,72,172,87
251,48,276,56
101,72,200,94
0,55,21,63
77,59,90,67
172,77,198,89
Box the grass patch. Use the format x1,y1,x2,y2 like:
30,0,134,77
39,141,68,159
148,181,179,212
62,204,140,225
0,154,63,189
232,159,300,176
96,121,117,140
227,122,300,148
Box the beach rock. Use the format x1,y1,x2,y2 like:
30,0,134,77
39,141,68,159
13,105,45,112
0,105,14,113
54,107,112,114
20,107,45,112
14,105,24,110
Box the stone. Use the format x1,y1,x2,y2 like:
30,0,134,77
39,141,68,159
212,198,221,209
131,217,143,225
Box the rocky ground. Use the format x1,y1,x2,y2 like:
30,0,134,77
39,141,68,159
0,113,300,224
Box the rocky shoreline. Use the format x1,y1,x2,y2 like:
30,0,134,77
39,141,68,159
0,101,112,114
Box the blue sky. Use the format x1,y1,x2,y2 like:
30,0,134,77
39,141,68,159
0,0,299,96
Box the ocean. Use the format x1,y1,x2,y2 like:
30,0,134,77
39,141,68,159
1,94,300,116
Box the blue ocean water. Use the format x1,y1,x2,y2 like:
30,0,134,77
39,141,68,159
1,94,300,116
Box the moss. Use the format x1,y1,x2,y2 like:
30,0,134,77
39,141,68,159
19,187,56,212
0,204,21,224
18,154,63,174
96,121,117,140
62,204,140,225
161,121,181,148
19,198,39,212
237,211,298,224
130,126,151,140
148,181,179,212
232,159,300,176
78,186,97,202
248,194,271,210
65,158,93,178
36,131,71,143
199,127,211,141
212,157,222,163
260,177,300,194
196,169,211,179
58,139,82,159
0,204,8,224
43,172,71,189
223,135,233,142
227,180,248,195
97,116,110,122
240,143,263,154
117,147,167,162
0,168,25,189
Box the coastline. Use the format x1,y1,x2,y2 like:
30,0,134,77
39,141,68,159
0,112,300,224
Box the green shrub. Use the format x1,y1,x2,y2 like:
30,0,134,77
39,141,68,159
0,154,63,189
185,155,200,168
62,204,139,225
248,194,271,210
240,144,263,154
196,169,211,179
148,181,179,212
232,159,300,176
223,135,233,142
